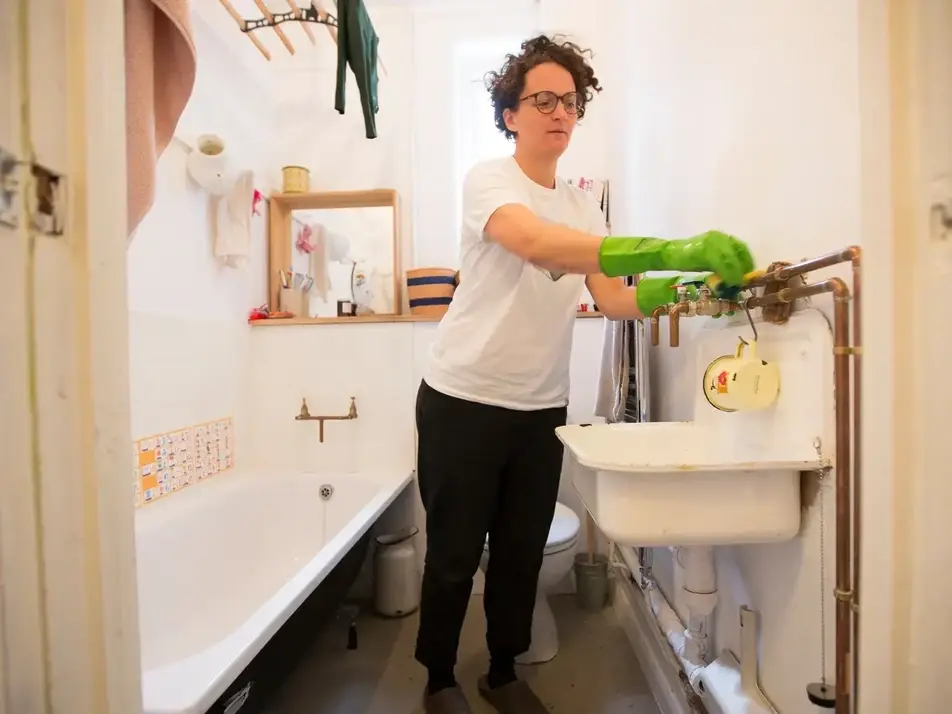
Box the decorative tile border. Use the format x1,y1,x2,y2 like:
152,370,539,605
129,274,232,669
133,417,235,507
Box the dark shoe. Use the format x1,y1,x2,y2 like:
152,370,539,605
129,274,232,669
424,685,473,714
477,675,549,713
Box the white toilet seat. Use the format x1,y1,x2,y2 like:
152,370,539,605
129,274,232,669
483,502,581,556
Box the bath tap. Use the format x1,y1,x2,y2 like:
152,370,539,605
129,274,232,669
295,397,358,442
648,286,737,348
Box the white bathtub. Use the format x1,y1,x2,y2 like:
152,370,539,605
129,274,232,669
135,468,412,714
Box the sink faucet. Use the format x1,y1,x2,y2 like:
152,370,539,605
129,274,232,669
667,300,693,348
295,396,358,442
648,286,738,348
694,285,736,318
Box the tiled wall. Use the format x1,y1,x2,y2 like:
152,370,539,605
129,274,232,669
246,318,607,595
133,417,235,507
126,12,274,510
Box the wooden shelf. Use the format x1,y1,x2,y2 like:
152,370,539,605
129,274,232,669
251,314,435,326
270,189,397,210
250,312,605,326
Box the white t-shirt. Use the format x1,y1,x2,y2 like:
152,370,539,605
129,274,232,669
424,156,608,411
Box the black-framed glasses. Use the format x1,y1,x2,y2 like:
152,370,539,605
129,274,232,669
520,91,582,115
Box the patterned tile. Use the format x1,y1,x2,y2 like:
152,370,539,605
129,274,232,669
133,417,235,507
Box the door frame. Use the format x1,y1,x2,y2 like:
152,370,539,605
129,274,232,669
1,1,142,712
883,0,952,711
855,1,896,713
71,0,144,711
860,0,952,711
62,0,143,711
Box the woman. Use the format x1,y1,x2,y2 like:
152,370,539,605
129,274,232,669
415,35,754,714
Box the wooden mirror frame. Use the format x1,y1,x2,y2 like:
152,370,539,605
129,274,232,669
267,189,402,323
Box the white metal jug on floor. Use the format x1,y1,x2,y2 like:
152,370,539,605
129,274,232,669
374,526,421,618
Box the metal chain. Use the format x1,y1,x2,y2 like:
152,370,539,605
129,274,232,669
818,467,828,684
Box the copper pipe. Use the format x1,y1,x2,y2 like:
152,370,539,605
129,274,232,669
847,248,862,711
649,305,667,346
748,246,865,712
746,247,861,288
747,277,853,714
668,302,691,347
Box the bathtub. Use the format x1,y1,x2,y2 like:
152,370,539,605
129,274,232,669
135,468,413,714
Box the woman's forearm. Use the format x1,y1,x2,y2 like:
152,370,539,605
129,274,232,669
484,204,604,274
530,221,605,274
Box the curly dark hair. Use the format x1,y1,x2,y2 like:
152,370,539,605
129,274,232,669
484,35,602,140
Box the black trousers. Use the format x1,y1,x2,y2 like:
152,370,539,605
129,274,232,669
413,380,567,670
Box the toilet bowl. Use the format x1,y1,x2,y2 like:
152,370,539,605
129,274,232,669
479,502,581,665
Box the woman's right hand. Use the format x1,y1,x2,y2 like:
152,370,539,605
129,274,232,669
658,231,755,287
599,231,755,286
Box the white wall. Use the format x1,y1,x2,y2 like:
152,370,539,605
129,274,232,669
126,11,276,463
268,4,416,301
128,1,609,596
129,5,882,709
410,1,539,268
240,0,610,594
613,2,866,713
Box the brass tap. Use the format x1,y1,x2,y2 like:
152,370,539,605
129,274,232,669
295,396,358,442
694,285,737,317
649,304,668,346
648,289,739,348
667,302,692,347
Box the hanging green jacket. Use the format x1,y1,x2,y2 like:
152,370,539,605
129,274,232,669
335,0,380,139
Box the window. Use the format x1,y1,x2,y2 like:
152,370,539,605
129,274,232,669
454,38,523,232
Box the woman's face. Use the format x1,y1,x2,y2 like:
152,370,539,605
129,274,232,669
504,62,580,160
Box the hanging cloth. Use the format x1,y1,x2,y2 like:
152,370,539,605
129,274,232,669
334,0,380,139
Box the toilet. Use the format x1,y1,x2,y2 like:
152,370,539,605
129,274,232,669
479,502,581,664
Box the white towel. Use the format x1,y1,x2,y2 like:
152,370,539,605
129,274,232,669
308,223,332,301
594,318,629,423
211,169,254,269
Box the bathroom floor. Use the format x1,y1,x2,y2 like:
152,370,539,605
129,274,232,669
264,594,661,714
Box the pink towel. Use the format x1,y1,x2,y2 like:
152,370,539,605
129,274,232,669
125,0,197,236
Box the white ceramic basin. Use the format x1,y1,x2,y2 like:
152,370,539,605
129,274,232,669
556,421,823,473
556,422,814,547
557,309,836,548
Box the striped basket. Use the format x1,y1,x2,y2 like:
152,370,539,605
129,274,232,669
406,267,457,317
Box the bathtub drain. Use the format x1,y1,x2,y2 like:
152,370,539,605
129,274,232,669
320,484,334,500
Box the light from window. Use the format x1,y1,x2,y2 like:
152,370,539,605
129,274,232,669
454,39,523,232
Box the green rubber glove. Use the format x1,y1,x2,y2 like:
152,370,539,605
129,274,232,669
598,230,755,287
635,275,699,316
635,274,736,318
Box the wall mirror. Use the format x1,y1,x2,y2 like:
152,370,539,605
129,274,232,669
268,189,401,322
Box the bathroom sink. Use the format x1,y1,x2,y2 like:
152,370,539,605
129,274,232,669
556,422,820,473
556,422,813,548
558,310,835,548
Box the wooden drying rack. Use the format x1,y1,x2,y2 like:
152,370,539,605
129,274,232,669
217,0,387,75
